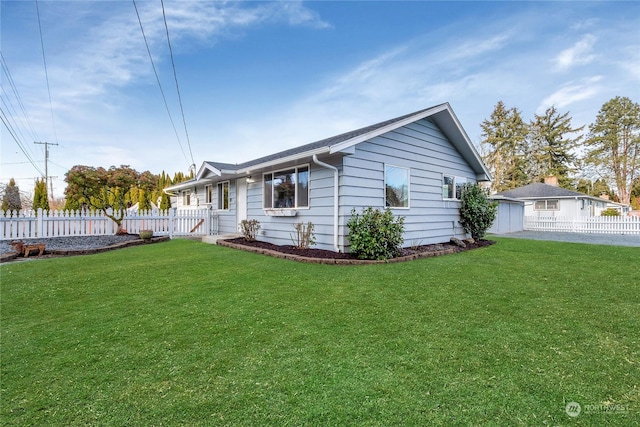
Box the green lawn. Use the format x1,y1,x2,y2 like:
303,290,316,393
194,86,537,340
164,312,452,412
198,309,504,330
1,238,638,426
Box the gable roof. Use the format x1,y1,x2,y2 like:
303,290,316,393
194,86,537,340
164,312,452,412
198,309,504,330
167,103,491,191
498,182,604,201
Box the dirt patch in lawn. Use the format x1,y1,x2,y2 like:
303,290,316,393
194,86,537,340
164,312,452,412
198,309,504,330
219,237,494,265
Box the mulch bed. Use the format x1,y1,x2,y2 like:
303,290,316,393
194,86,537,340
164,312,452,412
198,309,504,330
220,237,494,265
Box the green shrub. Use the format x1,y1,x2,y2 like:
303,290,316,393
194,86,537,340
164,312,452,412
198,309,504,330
600,208,621,217
240,219,260,241
458,183,498,240
346,207,405,260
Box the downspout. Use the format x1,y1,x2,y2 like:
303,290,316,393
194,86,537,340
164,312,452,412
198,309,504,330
312,154,340,252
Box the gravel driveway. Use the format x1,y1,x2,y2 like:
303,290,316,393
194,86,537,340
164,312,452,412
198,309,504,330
491,231,640,247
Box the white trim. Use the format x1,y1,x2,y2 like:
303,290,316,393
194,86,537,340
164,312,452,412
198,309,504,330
384,164,410,209
196,163,222,180
329,104,449,154
238,148,328,175
204,184,213,204
217,181,230,211
262,165,310,210
442,174,470,201
534,199,559,211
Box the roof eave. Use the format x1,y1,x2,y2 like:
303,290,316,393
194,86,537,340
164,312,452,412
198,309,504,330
237,147,331,174
328,103,450,155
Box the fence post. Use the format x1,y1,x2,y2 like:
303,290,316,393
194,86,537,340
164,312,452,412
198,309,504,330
169,208,174,239
37,208,44,237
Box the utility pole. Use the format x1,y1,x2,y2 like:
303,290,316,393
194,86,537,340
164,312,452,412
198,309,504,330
34,141,59,201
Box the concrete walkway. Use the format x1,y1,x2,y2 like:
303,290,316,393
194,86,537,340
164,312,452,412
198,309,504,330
490,231,640,247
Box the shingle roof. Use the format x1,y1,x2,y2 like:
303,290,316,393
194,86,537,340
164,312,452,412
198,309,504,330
497,182,588,198
224,105,443,170
166,103,491,192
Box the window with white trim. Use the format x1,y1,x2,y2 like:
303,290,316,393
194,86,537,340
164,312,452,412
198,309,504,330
182,190,191,206
385,165,409,208
205,184,213,204
443,175,470,200
534,200,559,210
264,166,309,209
217,181,229,210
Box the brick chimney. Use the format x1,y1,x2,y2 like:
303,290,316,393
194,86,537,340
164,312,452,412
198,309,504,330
544,176,558,186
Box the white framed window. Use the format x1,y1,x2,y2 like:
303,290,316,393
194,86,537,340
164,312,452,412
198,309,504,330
182,190,191,206
443,175,470,200
534,200,559,210
205,184,213,204
217,181,229,210
385,165,410,208
263,165,309,209
455,177,468,199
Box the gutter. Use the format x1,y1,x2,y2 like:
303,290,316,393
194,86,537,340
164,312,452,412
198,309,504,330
312,154,340,252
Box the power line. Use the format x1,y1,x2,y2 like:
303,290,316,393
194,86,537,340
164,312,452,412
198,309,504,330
35,0,59,144
0,107,45,176
160,0,195,168
132,0,190,167
1,52,41,143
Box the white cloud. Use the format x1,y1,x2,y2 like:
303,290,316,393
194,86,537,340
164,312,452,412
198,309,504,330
537,76,604,113
554,34,597,71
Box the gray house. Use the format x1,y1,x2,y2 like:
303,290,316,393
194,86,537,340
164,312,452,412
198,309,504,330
165,103,491,252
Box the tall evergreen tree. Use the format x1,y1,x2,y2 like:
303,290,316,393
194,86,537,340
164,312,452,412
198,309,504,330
481,101,529,192
138,188,152,211
527,106,583,188
584,96,640,205
1,178,22,212
32,178,50,211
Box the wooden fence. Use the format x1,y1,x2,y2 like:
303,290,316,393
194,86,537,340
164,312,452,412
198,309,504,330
0,208,216,240
524,216,640,235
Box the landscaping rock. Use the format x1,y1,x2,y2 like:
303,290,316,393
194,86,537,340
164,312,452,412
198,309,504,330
450,237,466,248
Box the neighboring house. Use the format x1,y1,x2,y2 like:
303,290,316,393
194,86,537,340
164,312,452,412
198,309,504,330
495,179,627,218
164,103,491,252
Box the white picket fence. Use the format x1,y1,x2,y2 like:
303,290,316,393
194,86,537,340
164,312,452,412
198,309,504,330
524,216,640,234
0,208,217,240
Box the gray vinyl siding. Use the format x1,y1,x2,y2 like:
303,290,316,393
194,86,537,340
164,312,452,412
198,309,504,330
340,118,475,248
245,163,338,250
180,181,237,234
193,117,478,250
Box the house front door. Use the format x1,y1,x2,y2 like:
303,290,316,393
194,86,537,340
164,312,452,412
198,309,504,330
236,178,247,231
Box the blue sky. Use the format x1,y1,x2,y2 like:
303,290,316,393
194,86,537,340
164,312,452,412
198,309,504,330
2,1,639,199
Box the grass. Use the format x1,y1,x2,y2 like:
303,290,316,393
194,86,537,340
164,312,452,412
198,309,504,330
1,238,638,426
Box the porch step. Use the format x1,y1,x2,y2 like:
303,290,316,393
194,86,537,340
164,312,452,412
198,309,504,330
202,234,241,245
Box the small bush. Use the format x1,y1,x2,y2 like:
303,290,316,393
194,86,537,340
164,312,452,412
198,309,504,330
458,183,498,240
290,222,316,249
600,208,621,217
240,219,260,241
346,207,405,260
